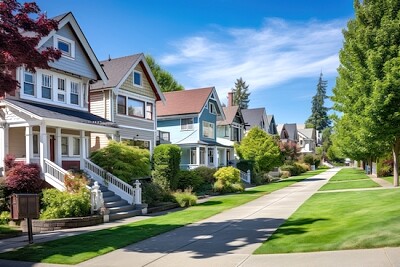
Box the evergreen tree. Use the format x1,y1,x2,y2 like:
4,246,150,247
332,0,400,185
145,55,184,92
232,77,250,109
306,73,331,131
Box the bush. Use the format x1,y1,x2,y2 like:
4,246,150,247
0,211,10,225
280,163,309,177
192,166,217,184
4,154,16,172
303,154,315,165
253,172,274,185
280,171,290,178
40,188,90,219
0,177,10,212
6,163,44,193
152,144,181,191
176,170,203,192
141,182,173,207
90,141,151,184
64,171,89,193
296,162,310,172
213,166,244,193
173,188,197,207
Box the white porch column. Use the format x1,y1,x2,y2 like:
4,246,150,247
25,126,32,164
205,147,209,166
222,148,227,166
80,130,86,169
213,146,218,168
195,146,200,165
39,123,47,170
55,127,62,166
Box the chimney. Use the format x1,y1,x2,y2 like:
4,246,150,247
227,92,234,107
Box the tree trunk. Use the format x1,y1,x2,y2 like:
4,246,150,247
392,139,400,187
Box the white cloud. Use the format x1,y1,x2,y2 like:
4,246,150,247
160,18,345,103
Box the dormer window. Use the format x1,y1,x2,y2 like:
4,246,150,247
54,35,75,59
133,71,142,86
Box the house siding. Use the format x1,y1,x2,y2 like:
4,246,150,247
43,24,97,79
8,128,25,158
120,64,156,99
90,91,111,120
199,100,217,142
157,117,199,144
90,133,110,152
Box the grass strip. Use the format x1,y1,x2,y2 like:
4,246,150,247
254,188,400,254
0,169,326,265
319,168,380,191
0,225,22,239
383,176,394,185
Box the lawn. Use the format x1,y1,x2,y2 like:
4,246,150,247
0,169,326,264
0,225,21,239
319,168,380,191
383,176,394,185
254,188,400,254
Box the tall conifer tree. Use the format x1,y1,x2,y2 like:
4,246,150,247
232,78,250,109
306,73,331,131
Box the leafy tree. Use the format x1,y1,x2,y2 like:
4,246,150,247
232,77,251,109
332,0,399,184
279,141,301,162
0,0,61,95
145,55,184,92
305,73,331,131
235,127,282,173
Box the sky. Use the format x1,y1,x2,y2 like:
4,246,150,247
35,0,355,124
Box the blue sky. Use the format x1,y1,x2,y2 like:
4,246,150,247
36,0,355,124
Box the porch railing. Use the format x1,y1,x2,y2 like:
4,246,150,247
240,170,251,184
43,158,67,191
84,159,139,205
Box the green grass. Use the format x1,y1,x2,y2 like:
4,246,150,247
0,225,21,239
383,176,394,185
0,169,326,264
319,168,380,191
254,188,400,254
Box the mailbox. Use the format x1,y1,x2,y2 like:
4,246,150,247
10,194,39,220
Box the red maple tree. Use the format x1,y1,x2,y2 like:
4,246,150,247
0,0,61,96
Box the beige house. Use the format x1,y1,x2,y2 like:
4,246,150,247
90,54,165,153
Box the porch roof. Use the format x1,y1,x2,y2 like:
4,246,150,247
4,99,118,131
178,140,233,148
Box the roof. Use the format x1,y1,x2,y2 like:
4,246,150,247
267,115,274,125
91,54,141,90
298,128,315,139
4,99,117,128
283,123,298,141
156,87,214,117
242,108,266,129
217,106,239,126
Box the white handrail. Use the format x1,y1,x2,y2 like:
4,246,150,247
84,159,135,204
240,170,251,184
43,158,67,191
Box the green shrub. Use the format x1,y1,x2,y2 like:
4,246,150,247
377,156,393,177
177,170,203,191
213,166,244,193
295,162,310,172
40,188,90,219
173,188,197,207
192,166,217,184
280,171,290,178
303,154,315,165
152,144,181,191
141,182,173,207
90,141,151,184
280,163,308,176
0,177,10,212
318,165,330,169
0,211,10,225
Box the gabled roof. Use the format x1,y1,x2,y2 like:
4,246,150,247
90,53,165,102
3,99,117,131
36,12,108,83
217,106,240,126
242,108,267,130
267,115,274,125
157,87,216,117
281,123,298,141
298,128,315,140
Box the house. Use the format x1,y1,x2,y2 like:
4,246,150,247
90,54,165,153
241,108,269,134
278,123,299,144
0,12,118,178
216,92,246,160
267,115,278,135
156,87,234,169
297,124,317,153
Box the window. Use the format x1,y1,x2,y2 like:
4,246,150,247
70,82,80,105
127,98,144,117
146,103,153,120
33,134,39,154
58,39,71,56
61,137,68,155
209,102,216,115
133,71,142,86
57,78,66,102
24,72,34,96
190,148,196,164
232,127,240,142
208,148,214,164
203,121,214,138
224,125,229,137
181,118,194,130
42,74,52,99
117,95,126,114
73,137,80,155
122,138,150,150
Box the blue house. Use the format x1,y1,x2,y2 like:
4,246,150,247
156,87,234,169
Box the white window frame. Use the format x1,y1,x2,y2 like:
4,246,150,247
181,118,194,131
23,71,35,96
54,35,76,59
41,73,52,100
57,78,66,103
70,81,80,105
146,102,153,120
208,148,214,164
133,71,142,87
72,137,80,155
202,121,215,139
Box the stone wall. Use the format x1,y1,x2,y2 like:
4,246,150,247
21,215,103,233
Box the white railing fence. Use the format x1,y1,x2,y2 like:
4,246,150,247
240,170,251,184
84,159,141,205
43,158,67,191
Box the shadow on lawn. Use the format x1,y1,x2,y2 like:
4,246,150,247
266,218,329,241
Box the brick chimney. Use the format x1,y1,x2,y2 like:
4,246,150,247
227,92,234,107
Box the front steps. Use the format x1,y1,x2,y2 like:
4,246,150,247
93,182,142,221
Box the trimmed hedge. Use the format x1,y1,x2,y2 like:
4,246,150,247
152,144,181,191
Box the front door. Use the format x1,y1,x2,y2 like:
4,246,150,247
49,135,55,162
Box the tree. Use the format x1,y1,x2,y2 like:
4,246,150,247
0,0,61,96
145,55,184,92
235,127,282,173
232,78,251,109
332,0,399,185
305,73,331,131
